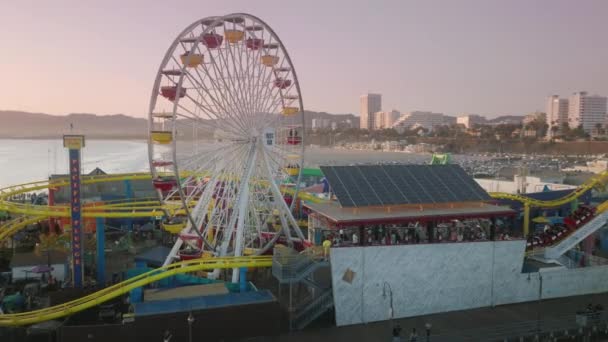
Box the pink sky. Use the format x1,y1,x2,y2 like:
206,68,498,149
1,0,607,118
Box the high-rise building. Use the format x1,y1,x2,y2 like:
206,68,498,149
373,110,401,129
568,91,607,132
545,95,569,137
360,93,381,130
456,114,486,129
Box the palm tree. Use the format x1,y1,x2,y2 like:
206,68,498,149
595,123,604,135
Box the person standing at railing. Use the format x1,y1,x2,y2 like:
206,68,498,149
409,327,418,342
322,239,331,260
392,324,402,342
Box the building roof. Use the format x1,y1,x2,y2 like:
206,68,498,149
134,246,171,267
304,201,515,226
10,251,68,268
50,167,107,180
320,164,491,207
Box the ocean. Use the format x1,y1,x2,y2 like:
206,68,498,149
0,139,439,188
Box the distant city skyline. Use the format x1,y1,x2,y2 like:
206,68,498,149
1,0,607,118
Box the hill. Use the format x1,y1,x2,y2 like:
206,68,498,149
0,111,148,139
0,110,358,139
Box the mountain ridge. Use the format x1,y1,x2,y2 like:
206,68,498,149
0,110,358,139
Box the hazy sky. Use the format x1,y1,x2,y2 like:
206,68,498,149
1,0,607,118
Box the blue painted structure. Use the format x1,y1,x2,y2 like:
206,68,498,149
68,148,84,288
239,268,247,292
124,179,133,231
133,290,275,317
96,217,106,286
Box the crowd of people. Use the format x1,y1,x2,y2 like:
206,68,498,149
323,218,517,248
526,205,596,250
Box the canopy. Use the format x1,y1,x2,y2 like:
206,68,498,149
30,265,54,273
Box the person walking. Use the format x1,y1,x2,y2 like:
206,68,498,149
392,324,402,342
322,238,332,260
409,328,418,342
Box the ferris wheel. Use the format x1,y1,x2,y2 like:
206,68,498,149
147,13,306,271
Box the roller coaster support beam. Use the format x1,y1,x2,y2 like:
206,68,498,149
96,217,106,287
523,203,530,237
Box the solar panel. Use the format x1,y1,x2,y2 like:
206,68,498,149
320,164,491,208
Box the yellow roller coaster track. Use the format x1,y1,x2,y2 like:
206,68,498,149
0,256,272,326
0,172,324,219
489,170,608,207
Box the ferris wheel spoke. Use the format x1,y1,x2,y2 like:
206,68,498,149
213,36,259,132
178,56,240,122
177,77,249,135
200,48,250,128
189,47,251,134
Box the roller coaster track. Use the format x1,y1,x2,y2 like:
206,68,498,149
0,216,45,242
0,172,324,219
0,255,272,326
489,171,608,208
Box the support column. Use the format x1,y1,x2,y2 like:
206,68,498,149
124,180,133,231
523,204,530,237
64,135,85,288
96,217,106,287
47,185,56,233
239,267,247,292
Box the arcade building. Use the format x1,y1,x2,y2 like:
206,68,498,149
305,164,520,247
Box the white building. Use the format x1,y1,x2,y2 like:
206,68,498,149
545,95,569,137
312,118,331,130
392,111,453,132
568,91,607,132
360,93,381,130
373,110,401,130
456,114,486,129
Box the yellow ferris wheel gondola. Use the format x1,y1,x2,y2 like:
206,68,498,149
261,55,279,67
282,107,299,116
225,29,245,43
180,53,204,68
162,217,187,234
284,154,301,176
151,131,173,144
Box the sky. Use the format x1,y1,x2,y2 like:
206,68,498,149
1,0,607,118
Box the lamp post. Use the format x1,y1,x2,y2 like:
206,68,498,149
382,282,394,324
187,312,195,342
425,322,432,342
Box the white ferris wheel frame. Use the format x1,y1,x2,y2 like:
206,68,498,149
146,13,306,270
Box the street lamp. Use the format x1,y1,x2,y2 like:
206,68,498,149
382,282,394,322
425,322,432,342
187,312,195,342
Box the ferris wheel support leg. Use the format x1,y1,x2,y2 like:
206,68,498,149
163,237,184,267
215,143,257,283
261,147,306,241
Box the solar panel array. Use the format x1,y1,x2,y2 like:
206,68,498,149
320,164,491,207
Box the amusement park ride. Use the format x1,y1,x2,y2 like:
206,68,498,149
1,13,608,327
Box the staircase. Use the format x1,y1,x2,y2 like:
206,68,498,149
544,211,608,260
292,289,333,330
271,247,333,330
